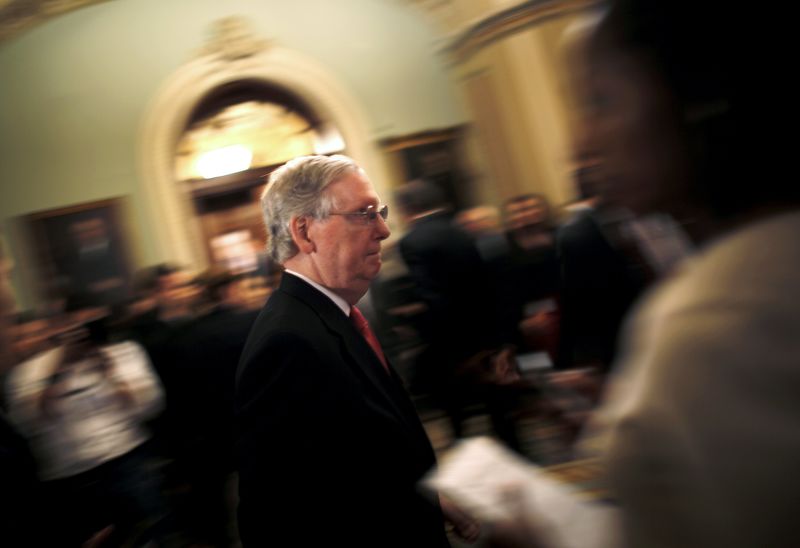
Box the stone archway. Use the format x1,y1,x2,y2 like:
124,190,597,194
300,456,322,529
138,17,389,268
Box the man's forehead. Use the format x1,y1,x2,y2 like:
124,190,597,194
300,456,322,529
327,172,380,203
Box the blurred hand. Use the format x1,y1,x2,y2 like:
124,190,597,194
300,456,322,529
547,367,604,403
486,487,547,548
440,494,481,543
492,347,521,385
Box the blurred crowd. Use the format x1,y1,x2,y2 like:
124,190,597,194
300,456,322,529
1,263,276,546
2,0,797,545
0,167,692,546
373,176,690,457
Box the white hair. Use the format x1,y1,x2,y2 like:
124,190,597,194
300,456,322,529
261,154,361,264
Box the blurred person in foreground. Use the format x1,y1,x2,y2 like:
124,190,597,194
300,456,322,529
0,280,112,548
4,300,166,547
489,0,799,547
235,155,478,547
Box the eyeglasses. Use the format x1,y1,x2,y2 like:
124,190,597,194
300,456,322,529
329,204,389,224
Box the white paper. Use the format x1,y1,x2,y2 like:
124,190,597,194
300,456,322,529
516,351,554,373
422,437,621,548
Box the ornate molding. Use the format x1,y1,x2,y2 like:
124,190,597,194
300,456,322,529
0,0,110,44
396,0,458,34
198,16,270,62
444,0,599,63
379,125,466,152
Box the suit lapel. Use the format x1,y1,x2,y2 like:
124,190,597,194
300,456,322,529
280,275,429,442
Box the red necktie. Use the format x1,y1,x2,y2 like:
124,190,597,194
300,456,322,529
350,306,389,373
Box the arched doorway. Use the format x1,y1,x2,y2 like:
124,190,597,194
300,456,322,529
138,19,391,269
174,79,345,276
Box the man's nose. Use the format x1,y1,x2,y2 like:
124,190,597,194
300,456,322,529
374,214,391,240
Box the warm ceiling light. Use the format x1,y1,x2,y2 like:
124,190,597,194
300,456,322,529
196,145,253,179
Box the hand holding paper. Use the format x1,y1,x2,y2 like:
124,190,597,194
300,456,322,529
422,437,621,548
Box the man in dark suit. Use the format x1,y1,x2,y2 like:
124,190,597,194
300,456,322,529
556,207,650,372
235,156,474,547
394,180,520,452
164,270,260,547
555,162,654,373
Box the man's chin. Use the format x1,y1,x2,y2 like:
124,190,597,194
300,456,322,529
357,265,382,285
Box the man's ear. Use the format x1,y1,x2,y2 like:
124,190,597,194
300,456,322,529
289,216,315,254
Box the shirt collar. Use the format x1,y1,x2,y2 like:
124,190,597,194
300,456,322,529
283,269,351,317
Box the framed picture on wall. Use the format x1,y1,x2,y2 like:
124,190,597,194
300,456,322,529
26,198,133,307
380,125,472,211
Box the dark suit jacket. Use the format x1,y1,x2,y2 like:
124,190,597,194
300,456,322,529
556,209,650,371
235,274,449,548
399,212,499,366
172,306,259,469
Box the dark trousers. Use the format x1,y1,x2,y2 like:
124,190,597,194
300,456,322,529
42,443,166,547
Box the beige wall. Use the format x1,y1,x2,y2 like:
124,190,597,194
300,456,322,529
416,0,597,210
454,14,591,209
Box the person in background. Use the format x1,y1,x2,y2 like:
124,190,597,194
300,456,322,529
153,264,202,324
8,310,55,365
497,194,561,355
168,266,261,547
455,205,511,265
396,180,523,452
